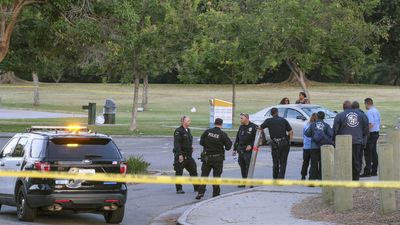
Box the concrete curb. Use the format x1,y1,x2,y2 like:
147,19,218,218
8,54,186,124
176,187,260,225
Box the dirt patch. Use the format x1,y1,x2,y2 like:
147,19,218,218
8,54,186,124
292,189,400,225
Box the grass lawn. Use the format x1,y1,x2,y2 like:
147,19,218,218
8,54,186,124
0,83,399,136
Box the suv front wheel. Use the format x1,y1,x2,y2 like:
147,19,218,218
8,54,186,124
16,186,37,222
104,205,125,224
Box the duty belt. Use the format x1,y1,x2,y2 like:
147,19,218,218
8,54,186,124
205,153,222,158
272,137,287,142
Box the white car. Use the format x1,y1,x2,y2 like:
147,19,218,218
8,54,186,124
250,104,337,143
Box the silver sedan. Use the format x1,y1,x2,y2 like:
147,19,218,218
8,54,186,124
250,104,337,143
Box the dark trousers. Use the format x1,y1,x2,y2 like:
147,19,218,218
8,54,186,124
301,149,311,178
364,132,379,175
352,144,363,181
271,141,290,179
174,156,198,191
238,151,252,178
198,157,223,197
309,148,321,180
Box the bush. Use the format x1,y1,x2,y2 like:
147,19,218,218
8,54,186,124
125,155,151,174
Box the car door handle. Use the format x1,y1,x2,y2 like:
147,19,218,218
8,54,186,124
0,162,4,166
16,162,21,166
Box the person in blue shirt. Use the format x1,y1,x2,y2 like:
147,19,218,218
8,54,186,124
361,98,381,177
301,113,317,180
305,111,333,180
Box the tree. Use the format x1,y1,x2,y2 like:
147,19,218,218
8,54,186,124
180,1,261,125
108,0,181,131
251,0,386,100
0,0,43,63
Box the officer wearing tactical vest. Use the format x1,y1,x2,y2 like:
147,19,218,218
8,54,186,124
333,101,369,181
196,118,232,200
260,108,293,179
173,116,198,194
233,113,258,187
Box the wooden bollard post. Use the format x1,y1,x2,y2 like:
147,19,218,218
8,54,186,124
378,143,396,214
334,135,353,212
392,130,400,181
321,145,334,204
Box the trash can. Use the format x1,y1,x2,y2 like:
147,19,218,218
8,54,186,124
103,99,116,124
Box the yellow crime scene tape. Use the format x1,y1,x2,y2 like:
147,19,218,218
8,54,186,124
1,170,400,189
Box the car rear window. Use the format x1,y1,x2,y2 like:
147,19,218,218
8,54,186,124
301,107,336,119
47,138,121,161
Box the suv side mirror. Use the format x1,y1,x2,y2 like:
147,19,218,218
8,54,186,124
296,115,307,121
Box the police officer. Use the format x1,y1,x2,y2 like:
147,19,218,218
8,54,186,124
260,108,293,179
333,101,369,181
352,101,369,174
195,118,232,200
233,113,257,187
361,98,381,177
173,116,198,194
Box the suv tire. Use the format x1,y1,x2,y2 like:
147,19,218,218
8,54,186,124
104,205,125,224
16,186,37,222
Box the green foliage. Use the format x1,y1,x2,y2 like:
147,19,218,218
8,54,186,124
179,0,261,85
125,155,151,174
0,0,398,85
250,0,387,82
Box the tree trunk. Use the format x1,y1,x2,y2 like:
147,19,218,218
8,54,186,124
286,60,311,102
283,71,310,83
129,75,140,131
32,71,39,106
0,71,27,84
0,1,40,63
141,74,149,111
231,71,236,127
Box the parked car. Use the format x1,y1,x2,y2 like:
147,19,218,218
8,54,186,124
250,104,337,143
0,126,127,224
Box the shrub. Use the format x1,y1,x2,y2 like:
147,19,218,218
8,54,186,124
125,155,151,174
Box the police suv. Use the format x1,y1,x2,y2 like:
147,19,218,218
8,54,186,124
0,126,127,224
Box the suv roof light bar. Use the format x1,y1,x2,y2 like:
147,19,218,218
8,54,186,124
27,126,89,133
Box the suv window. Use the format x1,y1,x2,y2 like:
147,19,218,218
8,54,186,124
47,138,121,161
12,137,28,157
31,139,46,158
286,109,302,119
1,137,19,158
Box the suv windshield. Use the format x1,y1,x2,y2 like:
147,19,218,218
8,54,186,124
47,138,121,161
301,107,336,119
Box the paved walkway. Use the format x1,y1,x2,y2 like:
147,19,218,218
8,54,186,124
0,108,85,119
178,186,334,225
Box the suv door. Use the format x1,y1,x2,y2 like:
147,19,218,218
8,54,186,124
46,137,124,191
0,137,20,197
9,137,29,194
285,109,307,142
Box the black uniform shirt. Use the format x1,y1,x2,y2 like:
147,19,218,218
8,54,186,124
173,126,193,155
200,127,232,155
333,109,368,145
234,122,258,151
260,115,292,139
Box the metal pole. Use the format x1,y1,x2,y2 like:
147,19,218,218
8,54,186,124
246,129,263,184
